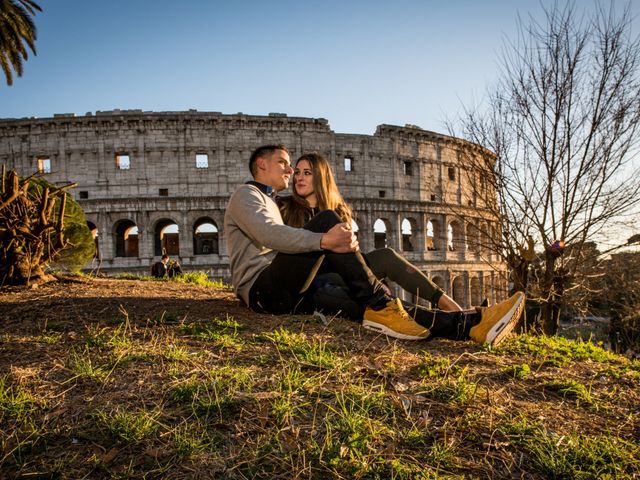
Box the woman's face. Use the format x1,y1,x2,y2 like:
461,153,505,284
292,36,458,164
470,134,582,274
294,159,315,199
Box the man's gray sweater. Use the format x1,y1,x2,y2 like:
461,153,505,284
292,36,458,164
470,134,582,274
224,184,324,305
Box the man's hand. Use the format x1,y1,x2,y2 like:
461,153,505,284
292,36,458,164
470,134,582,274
320,223,359,253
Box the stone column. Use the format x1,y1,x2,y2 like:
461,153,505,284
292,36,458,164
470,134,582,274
179,210,191,262
138,210,154,261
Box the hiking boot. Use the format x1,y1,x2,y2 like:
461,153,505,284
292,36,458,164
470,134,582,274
363,298,430,340
470,291,525,347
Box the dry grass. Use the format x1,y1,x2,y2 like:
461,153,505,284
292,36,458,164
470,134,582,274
0,276,638,479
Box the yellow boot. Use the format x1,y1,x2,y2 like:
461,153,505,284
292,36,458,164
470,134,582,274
470,292,525,347
363,298,430,340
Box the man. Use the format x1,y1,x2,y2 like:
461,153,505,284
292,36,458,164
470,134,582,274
151,254,169,278
224,145,525,345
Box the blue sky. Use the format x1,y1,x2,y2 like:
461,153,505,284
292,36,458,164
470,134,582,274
1,0,638,248
5,0,630,134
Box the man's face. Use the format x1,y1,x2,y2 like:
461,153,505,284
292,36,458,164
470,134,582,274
256,149,293,192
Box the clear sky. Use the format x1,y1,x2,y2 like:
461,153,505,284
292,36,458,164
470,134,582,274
2,0,639,250
7,0,637,135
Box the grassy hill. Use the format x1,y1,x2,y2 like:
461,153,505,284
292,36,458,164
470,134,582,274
1,276,638,479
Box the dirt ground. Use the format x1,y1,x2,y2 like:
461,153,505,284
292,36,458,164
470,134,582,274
1,276,638,479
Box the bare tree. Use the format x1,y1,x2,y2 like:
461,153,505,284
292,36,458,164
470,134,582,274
454,2,640,334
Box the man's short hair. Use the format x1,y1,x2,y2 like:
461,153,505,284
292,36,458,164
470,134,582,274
249,144,289,177
161,254,169,261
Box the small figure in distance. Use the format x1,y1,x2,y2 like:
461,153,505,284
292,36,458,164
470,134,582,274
151,254,182,278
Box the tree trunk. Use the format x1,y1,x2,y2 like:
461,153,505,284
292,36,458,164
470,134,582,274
541,254,559,335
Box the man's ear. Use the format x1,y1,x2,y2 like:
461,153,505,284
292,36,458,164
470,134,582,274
255,156,267,171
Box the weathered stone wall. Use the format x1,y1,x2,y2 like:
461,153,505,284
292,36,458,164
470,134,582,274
0,110,508,307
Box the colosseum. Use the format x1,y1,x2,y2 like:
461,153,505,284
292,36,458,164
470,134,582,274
0,110,507,308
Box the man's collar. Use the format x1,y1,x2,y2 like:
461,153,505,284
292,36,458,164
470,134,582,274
246,180,276,197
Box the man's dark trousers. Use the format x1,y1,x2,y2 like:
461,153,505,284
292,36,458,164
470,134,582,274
248,210,388,314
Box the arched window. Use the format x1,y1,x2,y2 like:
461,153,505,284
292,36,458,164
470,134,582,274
374,219,387,249
401,218,414,252
193,219,219,255
115,220,139,257
426,219,439,251
155,219,180,256
351,219,359,239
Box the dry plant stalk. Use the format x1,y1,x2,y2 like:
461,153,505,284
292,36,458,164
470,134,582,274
0,167,76,286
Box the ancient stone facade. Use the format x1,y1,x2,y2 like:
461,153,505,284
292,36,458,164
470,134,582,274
0,110,507,307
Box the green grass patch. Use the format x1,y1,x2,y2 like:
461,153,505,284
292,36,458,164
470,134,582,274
499,334,621,366
93,407,159,443
500,415,640,478
34,331,63,344
319,388,396,474
544,379,593,404
420,371,477,405
0,376,43,423
169,364,254,419
502,363,531,379
115,271,230,288
163,345,192,362
416,353,458,378
181,315,245,349
167,420,217,456
68,348,110,382
173,271,229,288
262,328,342,369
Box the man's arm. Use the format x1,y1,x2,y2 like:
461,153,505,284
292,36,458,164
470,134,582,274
229,186,357,254
227,186,323,253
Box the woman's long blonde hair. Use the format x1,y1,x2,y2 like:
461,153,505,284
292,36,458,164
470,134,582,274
280,152,353,228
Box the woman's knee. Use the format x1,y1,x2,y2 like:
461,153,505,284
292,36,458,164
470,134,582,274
304,210,342,233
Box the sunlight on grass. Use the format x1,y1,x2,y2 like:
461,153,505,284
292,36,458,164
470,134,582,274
68,348,109,382
502,363,531,379
94,407,159,443
263,328,343,369
115,271,230,289
544,379,593,405
499,334,620,366
181,315,245,349
0,376,43,422
163,345,192,362
169,364,254,420
500,414,640,478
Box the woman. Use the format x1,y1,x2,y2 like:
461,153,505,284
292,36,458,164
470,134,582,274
278,152,464,313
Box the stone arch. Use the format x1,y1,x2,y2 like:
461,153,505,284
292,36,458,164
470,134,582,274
452,275,466,307
401,217,418,252
114,219,139,258
373,218,390,249
447,220,463,251
154,218,180,256
193,218,219,255
470,277,481,306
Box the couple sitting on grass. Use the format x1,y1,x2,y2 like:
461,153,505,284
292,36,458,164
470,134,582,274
224,145,524,345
